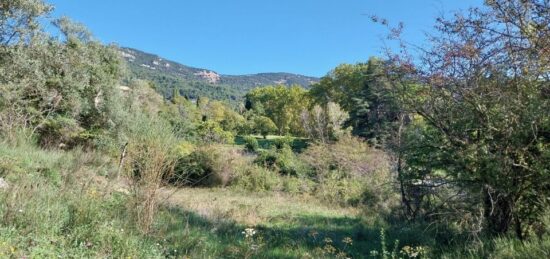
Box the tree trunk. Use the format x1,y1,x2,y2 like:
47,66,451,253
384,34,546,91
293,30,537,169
484,187,514,235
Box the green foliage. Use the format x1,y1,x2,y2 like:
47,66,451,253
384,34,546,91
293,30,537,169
254,146,310,177
0,0,53,45
253,116,278,139
280,176,315,195
245,85,310,136
196,120,235,144
0,13,126,149
0,142,160,258
389,0,550,238
232,165,280,192
309,58,401,146
243,135,259,152
36,116,86,149
314,171,367,206
173,146,246,187
124,113,178,233
271,136,293,150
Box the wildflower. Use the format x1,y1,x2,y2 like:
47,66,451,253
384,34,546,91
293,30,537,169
342,237,353,245
323,237,333,243
323,244,336,254
242,228,256,238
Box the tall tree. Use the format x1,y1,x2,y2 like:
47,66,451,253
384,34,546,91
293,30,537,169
390,0,550,238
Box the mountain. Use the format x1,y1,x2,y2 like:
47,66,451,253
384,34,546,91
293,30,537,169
119,47,319,102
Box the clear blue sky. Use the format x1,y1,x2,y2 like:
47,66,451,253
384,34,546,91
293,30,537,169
47,0,483,77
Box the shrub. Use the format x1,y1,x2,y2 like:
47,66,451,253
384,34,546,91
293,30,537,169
314,172,366,206
300,134,389,179
196,120,235,144
298,134,397,207
281,176,315,194
254,146,310,177
271,136,292,150
36,116,86,149
232,165,279,192
173,145,247,187
125,114,177,233
243,135,259,152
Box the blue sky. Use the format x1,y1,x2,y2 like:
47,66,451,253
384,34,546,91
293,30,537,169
47,0,483,77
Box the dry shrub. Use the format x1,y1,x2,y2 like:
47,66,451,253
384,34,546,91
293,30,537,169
300,134,396,209
300,134,389,179
174,145,248,187
125,115,177,233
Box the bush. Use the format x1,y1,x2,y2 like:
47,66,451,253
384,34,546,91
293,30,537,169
125,114,177,233
271,136,292,150
254,146,310,177
297,134,397,207
232,165,280,192
196,120,235,144
36,116,87,149
314,172,366,206
243,135,259,152
173,146,247,187
300,134,389,179
281,176,315,194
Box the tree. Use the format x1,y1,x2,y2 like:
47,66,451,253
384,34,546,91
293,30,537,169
0,10,125,147
245,85,310,136
301,102,349,143
0,0,52,45
253,116,278,139
309,58,402,146
386,0,550,238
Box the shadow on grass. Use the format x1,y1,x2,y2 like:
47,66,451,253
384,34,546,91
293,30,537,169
234,135,309,153
152,206,440,258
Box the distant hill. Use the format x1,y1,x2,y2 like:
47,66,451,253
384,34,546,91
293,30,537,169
119,47,319,102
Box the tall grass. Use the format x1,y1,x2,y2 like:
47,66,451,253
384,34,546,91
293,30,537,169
124,113,177,233
0,140,161,257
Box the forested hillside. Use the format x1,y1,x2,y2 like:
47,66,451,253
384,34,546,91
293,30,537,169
121,47,319,101
0,0,548,258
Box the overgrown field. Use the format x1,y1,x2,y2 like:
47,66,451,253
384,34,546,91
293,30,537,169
1,0,549,258
1,141,548,258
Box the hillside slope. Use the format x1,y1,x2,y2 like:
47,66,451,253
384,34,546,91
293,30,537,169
120,47,319,102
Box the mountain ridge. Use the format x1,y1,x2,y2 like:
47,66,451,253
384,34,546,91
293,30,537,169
119,47,319,101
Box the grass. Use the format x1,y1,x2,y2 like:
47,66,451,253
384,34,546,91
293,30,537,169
0,142,162,258
1,141,548,258
155,187,372,258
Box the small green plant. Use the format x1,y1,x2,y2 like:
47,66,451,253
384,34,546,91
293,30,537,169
370,229,400,259
243,135,259,152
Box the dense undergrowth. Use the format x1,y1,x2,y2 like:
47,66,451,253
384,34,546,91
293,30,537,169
1,137,548,258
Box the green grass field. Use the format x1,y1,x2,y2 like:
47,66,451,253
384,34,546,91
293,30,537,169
155,187,383,258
